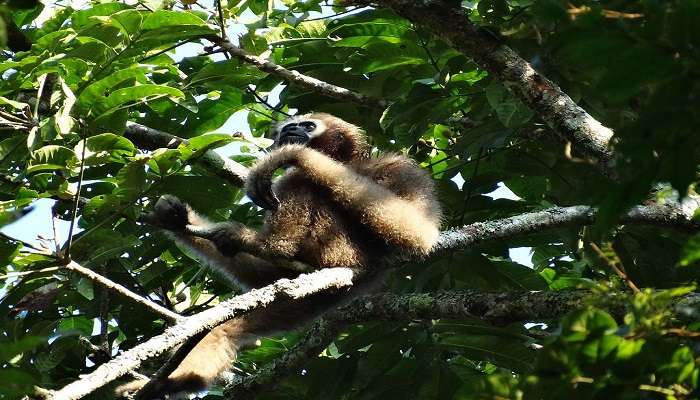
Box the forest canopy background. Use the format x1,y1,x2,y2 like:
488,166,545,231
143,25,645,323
1,0,700,399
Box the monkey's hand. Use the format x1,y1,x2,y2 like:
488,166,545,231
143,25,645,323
246,145,306,210
186,222,245,256
140,195,190,231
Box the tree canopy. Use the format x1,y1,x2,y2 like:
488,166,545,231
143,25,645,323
1,0,700,399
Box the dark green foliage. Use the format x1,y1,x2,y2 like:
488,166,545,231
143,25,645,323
0,0,699,399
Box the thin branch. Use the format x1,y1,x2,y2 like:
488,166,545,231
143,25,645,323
589,242,641,294
0,229,181,323
0,232,50,254
213,39,388,109
64,261,183,323
365,0,616,174
215,0,229,43
45,268,356,400
137,38,198,63
246,86,290,117
63,135,88,260
302,6,365,22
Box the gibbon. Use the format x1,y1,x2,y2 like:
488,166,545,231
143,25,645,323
117,113,442,398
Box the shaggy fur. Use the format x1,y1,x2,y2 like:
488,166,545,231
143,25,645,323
117,113,442,398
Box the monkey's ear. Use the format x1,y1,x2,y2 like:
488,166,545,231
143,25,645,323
140,195,190,231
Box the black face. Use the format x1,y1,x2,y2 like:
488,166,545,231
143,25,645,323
276,121,317,145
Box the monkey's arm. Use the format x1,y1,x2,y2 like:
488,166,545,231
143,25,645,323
247,146,441,253
144,196,308,289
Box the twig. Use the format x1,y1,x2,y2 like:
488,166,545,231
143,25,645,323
246,86,290,117
63,134,88,260
137,38,198,63
215,0,228,43
213,39,387,109
588,242,641,294
302,6,364,22
0,232,50,254
64,261,183,322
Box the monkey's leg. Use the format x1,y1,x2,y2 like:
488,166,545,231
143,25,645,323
168,232,297,289
146,195,305,287
117,290,351,399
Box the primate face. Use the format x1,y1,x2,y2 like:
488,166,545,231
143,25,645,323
274,115,327,146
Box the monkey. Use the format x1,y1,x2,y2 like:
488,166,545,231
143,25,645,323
116,113,442,398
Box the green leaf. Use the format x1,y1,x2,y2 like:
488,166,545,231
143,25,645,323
347,42,426,73
28,145,78,173
188,59,264,89
179,134,234,162
114,159,148,200
439,334,535,373
485,80,534,127
75,133,137,165
71,229,141,266
148,148,183,176
680,233,700,266
330,22,409,47
96,84,185,117
156,175,236,211
142,10,207,29
0,96,29,110
0,135,26,163
72,3,132,28
78,66,150,108
110,9,144,36
58,316,93,336
183,89,248,135
560,308,618,343
0,336,44,363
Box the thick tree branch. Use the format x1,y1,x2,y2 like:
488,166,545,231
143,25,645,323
215,39,388,109
225,290,592,398
124,122,249,186
46,268,355,400
435,203,699,254
227,290,700,399
367,0,615,171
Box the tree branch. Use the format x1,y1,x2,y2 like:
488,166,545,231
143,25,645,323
222,290,602,398
45,268,355,400
214,39,388,109
227,287,700,398
64,261,183,323
367,0,615,172
124,122,249,186
435,203,699,254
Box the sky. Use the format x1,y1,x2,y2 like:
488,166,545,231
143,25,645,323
1,0,533,268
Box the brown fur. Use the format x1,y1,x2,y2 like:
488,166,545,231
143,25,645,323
118,113,442,398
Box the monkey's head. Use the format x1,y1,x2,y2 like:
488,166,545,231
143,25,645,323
273,113,369,162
